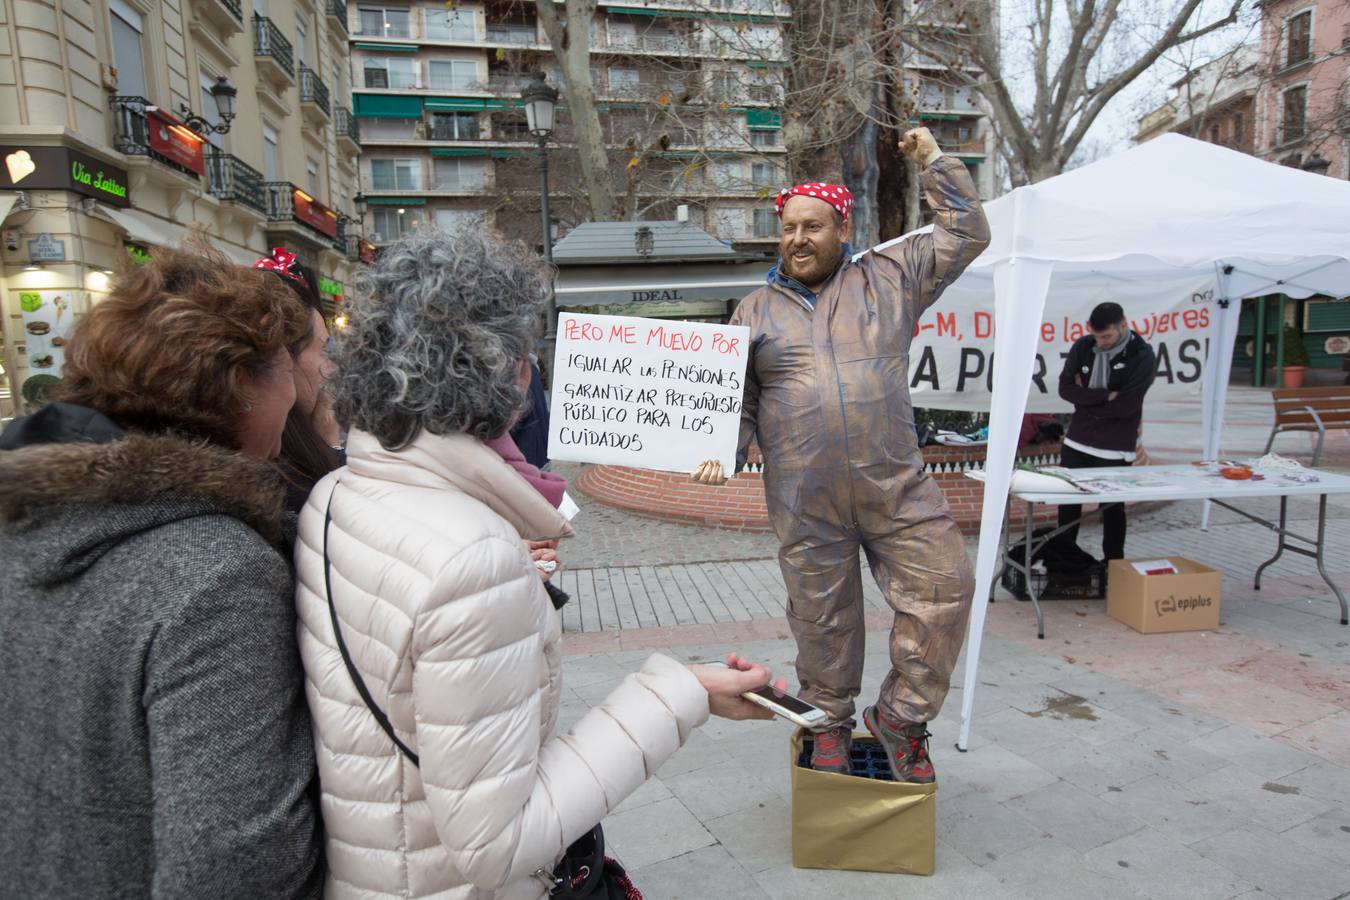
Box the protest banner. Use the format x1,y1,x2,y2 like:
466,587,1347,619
547,313,750,474
902,270,1218,411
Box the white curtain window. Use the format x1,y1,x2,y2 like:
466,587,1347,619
110,0,147,99
428,59,478,90
752,208,777,238
306,158,320,195
262,122,280,180
751,162,777,187
710,207,745,238
370,158,421,190
433,158,486,191
434,208,485,231
371,207,413,241
426,8,474,40
332,62,346,103
362,117,419,140
295,20,308,67
608,68,640,90
358,6,410,37
712,160,744,189
430,112,478,140
364,58,417,89
750,129,780,148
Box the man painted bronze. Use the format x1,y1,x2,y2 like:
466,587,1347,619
695,128,991,781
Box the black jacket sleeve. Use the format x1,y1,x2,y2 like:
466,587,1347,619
1058,341,1109,407
1093,341,1157,421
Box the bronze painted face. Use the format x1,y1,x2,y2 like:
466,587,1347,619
778,195,848,290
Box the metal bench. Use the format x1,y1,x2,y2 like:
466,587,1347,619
1264,385,1350,466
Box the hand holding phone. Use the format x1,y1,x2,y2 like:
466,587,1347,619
688,653,788,720
741,685,828,729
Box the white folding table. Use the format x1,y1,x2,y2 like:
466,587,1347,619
988,464,1350,638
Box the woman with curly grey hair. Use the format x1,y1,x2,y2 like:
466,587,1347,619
293,229,783,899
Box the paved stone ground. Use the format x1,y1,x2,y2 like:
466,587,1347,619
547,386,1350,898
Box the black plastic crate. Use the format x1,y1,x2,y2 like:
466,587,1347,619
1001,563,1107,601
798,738,896,781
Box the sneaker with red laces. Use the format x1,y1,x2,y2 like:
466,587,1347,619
809,726,852,774
862,705,935,784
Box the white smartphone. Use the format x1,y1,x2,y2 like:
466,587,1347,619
742,686,829,728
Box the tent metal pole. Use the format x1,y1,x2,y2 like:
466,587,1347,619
1275,294,1287,387
1254,296,1267,387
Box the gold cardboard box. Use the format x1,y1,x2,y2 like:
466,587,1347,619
789,729,937,876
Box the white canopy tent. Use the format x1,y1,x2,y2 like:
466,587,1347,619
867,134,1350,750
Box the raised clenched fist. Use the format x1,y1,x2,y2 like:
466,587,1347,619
899,127,942,167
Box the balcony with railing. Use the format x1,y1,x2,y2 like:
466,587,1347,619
110,96,202,179
606,32,696,56
205,150,268,215
915,85,981,117
335,106,361,153
299,65,331,123
253,14,295,84
326,0,347,31
265,181,295,223
485,24,542,45
198,0,245,36
477,72,543,95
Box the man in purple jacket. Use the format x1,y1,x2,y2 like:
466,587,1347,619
1057,302,1157,560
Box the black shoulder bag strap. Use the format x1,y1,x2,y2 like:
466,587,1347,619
322,483,420,766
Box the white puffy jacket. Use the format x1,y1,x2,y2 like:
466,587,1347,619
294,429,710,898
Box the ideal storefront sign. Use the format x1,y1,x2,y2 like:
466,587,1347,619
2,145,131,207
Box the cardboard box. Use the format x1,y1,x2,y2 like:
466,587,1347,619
1107,558,1221,634
790,729,936,875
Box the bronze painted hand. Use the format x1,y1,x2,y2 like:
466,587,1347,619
900,127,942,167
691,459,729,486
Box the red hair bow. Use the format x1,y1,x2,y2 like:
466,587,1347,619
253,247,305,287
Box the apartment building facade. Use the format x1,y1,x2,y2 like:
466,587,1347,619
345,0,997,252
0,0,367,413
1255,0,1349,176
1133,47,1260,153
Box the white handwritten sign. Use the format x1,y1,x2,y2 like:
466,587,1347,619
547,313,750,474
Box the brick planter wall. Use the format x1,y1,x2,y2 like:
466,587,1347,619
574,442,1066,535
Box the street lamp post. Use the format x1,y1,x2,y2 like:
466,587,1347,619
521,72,559,262
522,72,560,361
179,76,238,136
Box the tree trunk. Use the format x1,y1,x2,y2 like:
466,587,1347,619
535,0,618,221
841,80,881,249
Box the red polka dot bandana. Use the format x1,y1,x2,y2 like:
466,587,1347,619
775,183,854,221
253,247,305,287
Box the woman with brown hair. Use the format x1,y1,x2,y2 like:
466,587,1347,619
255,247,344,511
0,245,325,898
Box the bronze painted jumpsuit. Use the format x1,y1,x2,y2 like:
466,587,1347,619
730,156,990,728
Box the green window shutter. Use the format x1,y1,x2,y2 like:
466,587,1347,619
1304,299,1350,332
746,109,782,130
424,97,509,111
367,197,427,206
354,95,425,118
354,42,417,52
430,148,489,157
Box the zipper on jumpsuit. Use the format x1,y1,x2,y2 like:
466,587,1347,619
823,274,861,531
